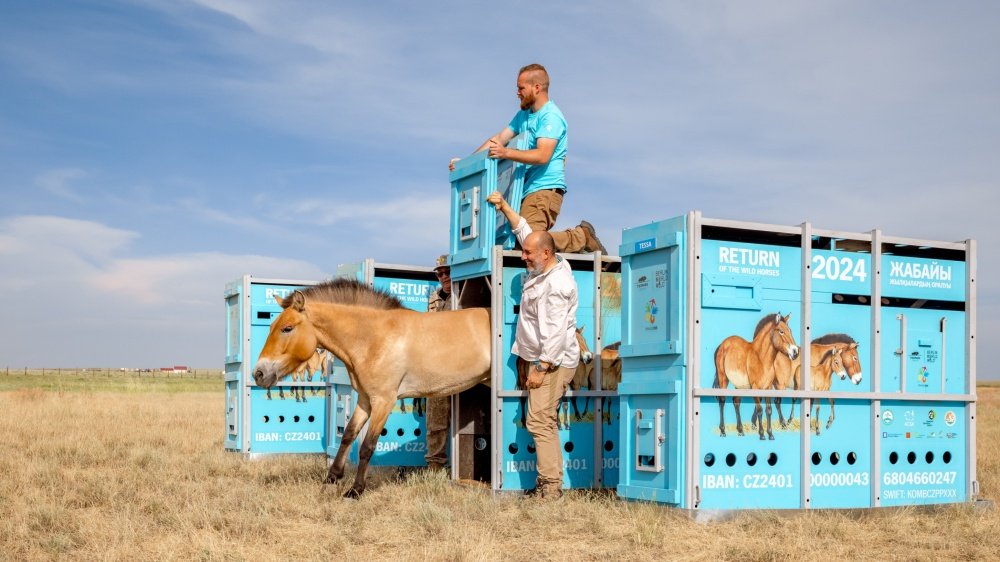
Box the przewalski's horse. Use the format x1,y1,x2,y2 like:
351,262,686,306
562,327,595,427
253,278,491,498
788,334,862,435
590,342,622,425
715,313,800,440
516,327,593,429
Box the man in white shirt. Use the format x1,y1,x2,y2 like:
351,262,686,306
487,191,579,500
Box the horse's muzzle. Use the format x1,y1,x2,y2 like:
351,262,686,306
252,360,279,388
788,345,800,361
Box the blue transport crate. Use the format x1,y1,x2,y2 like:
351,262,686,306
448,135,527,281
225,277,329,456
325,260,440,467
467,247,621,491
616,212,977,511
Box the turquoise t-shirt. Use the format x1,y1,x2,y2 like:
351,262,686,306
507,100,567,195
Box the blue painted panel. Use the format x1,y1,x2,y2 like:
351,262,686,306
878,402,967,505
698,397,801,509
248,386,326,454
499,397,598,491
809,250,872,294
808,400,873,508
881,255,966,301
701,240,801,292
878,308,966,394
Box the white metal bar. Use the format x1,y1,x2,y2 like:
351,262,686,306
688,210,702,509
693,388,975,402
800,222,812,509
879,234,967,251
491,244,503,491
699,216,802,235
966,238,977,499
871,228,883,507
898,314,907,393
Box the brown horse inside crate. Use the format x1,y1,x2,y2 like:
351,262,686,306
252,278,491,498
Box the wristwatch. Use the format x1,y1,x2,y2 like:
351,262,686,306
533,361,548,373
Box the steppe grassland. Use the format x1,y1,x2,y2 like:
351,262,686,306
0,377,998,561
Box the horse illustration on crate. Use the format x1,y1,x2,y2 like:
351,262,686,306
714,313,800,440
784,334,863,435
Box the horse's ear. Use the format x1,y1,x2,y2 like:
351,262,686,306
774,313,782,324
577,324,586,332
849,341,858,350
782,313,792,323
288,290,306,311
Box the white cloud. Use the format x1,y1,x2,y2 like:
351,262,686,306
0,215,327,367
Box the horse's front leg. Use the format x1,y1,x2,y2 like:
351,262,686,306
752,397,766,440
813,401,822,436
733,397,745,437
345,397,393,499
326,397,371,484
826,398,835,430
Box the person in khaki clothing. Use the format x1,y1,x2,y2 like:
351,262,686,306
424,255,453,471
487,191,580,500
449,63,607,255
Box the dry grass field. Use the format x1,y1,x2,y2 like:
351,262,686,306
1,377,998,561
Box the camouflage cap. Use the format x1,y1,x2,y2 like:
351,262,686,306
434,254,450,271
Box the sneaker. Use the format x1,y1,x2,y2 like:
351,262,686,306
579,221,608,255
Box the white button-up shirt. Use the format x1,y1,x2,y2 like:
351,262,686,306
510,218,580,369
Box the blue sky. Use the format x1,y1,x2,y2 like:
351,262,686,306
1,1,998,377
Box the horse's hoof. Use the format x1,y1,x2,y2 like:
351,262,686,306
767,434,775,441
343,488,363,500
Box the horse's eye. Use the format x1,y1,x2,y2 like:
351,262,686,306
281,325,294,333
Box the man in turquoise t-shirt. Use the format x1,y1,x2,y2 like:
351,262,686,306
451,64,606,254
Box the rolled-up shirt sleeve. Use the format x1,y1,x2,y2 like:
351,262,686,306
511,217,532,246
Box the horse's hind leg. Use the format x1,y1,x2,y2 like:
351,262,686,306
826,398,835,430
733,397,745,437
345,397,393,499
326,396,371,485
717,396,727,437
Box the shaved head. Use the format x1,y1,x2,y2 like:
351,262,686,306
522,230,556,276
518,63,550,91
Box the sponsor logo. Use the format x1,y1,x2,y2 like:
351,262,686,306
944,411,956,427
916,366,929,384
645,299,658,325
882,410,894,425
636,275,649,289
904,409,915,427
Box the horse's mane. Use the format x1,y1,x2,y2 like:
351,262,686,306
812,333,857,345
752,313,782,337
299,278,405,310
